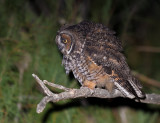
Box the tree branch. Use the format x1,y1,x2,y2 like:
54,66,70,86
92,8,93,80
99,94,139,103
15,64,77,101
32,74,160,113
132,71,160,88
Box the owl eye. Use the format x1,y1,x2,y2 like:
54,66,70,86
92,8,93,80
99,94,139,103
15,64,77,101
59,33,73,54
61,37,68,44
63,39,68,44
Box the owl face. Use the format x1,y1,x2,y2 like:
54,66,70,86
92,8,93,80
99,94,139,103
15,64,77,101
56,30,74,55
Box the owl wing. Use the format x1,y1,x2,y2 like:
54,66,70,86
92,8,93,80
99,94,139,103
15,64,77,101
84,28,145,99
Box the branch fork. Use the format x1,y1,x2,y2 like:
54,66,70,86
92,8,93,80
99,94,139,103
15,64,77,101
32,74,160,113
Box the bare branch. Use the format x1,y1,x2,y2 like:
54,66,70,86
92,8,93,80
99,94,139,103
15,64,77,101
136,46,160,53
32,74,160,113
43,80,71,91
32,74,54,96
132,71,160,88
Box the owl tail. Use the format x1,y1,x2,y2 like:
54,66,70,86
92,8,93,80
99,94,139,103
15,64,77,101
114,77,145,99
128,77,146,99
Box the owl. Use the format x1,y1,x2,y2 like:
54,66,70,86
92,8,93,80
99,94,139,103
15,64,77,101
55,20,145,99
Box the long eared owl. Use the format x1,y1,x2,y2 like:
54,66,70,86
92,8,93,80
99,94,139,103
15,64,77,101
55,21,145,99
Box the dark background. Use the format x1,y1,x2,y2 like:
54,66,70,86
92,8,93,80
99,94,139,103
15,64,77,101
0,0,160,123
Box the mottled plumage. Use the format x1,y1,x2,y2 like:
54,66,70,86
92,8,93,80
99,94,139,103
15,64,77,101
55,20,145,99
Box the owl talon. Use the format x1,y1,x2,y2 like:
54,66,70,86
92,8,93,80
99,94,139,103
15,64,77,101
80,86,94,95
80,86,95,95
89,88,94,95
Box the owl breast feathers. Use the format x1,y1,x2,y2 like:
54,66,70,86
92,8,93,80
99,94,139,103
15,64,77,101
55,20,145,99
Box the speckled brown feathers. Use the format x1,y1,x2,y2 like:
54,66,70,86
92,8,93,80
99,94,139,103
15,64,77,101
55,20,145,99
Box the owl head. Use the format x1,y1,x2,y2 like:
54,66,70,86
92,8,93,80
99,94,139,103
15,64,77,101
56,30,74,55
55,21,92,55
56,21,122,55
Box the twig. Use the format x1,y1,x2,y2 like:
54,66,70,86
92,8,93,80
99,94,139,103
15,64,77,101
32,74,160,113
32,74,54,96
0,38,19,43
136,46,160,53
132,71,160,88
43,80,71,91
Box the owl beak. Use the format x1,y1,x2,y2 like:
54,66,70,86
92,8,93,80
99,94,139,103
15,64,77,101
55,35,60,45
57,36,67,54
56,35,62,51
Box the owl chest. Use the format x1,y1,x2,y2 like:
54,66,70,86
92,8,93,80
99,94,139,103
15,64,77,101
70,56,89,85
63,55,113,88
63,55,89,84
67,56,109,87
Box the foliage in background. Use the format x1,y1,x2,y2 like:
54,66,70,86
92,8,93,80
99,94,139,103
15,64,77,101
0,0,160,123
